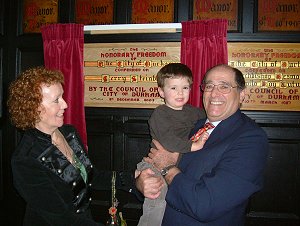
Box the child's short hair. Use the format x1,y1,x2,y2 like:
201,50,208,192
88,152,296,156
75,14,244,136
156,63,193,88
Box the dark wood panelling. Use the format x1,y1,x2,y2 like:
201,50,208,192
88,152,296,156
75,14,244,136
124,135,151,170
0,0,3,204
19,49,44,71
86,115,114,170
124,117,152,170
245,112,300,225
0,130,2,200
0,48,2,117
0,47,2,201
0,0,3,35
246,127,300,224
115,0,131,24
86,108,152,226
88,133,113,170
246,216,300,226
261,142,299,213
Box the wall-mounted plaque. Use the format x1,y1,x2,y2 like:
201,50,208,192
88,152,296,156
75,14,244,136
76,0,114,25
193,0,239,31
131,0,174,24
258,0,300,31
228,43,300,111
84,42,180,108
23,0,58,33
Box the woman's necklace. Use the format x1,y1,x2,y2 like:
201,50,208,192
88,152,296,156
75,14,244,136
51,129,75,164
51,129,88,183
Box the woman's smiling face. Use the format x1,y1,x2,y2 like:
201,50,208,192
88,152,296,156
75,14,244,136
35,83,68,134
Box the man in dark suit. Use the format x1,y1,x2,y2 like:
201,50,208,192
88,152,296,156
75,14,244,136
136,64,269,226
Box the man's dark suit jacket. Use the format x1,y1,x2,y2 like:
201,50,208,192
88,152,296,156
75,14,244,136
162,110,269,226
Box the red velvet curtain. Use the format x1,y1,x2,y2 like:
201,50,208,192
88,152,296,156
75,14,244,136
181,19,228,109
41,24,87,149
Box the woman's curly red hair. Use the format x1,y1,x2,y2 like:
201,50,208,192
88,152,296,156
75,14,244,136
7,67,64,130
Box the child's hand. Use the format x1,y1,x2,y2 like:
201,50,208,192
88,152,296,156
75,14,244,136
191,132,210,152
200,132,209,143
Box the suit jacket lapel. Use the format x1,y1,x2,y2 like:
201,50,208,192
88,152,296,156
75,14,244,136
201,110,244,147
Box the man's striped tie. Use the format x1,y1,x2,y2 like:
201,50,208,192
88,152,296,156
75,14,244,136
190,122,215,142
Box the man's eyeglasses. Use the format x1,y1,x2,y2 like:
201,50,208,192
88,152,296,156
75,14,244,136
200,83,238,94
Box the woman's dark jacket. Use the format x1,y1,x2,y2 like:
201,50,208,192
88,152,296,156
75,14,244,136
11,125,134,226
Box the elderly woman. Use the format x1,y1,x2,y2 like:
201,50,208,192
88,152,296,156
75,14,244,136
8,67,133,226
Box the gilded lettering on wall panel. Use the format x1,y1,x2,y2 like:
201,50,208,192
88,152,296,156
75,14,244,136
228,43,300,111
75,0,114,25
193,0,238,31
23,0,58,33
258,0,300,31
84,43,180,108
131,0,174,23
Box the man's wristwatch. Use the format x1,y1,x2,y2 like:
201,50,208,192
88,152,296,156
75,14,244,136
161,164,176,177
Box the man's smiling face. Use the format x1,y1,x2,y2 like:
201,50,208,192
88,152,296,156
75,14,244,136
203,66,245,122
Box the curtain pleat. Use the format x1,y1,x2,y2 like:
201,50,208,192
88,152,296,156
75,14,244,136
41,24,87,149
181,19,228,108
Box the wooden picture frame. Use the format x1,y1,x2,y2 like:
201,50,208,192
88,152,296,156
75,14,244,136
193,0,240,31
23,0,58,33
131,0,175,24
257,0,300,32
75,0,114,25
